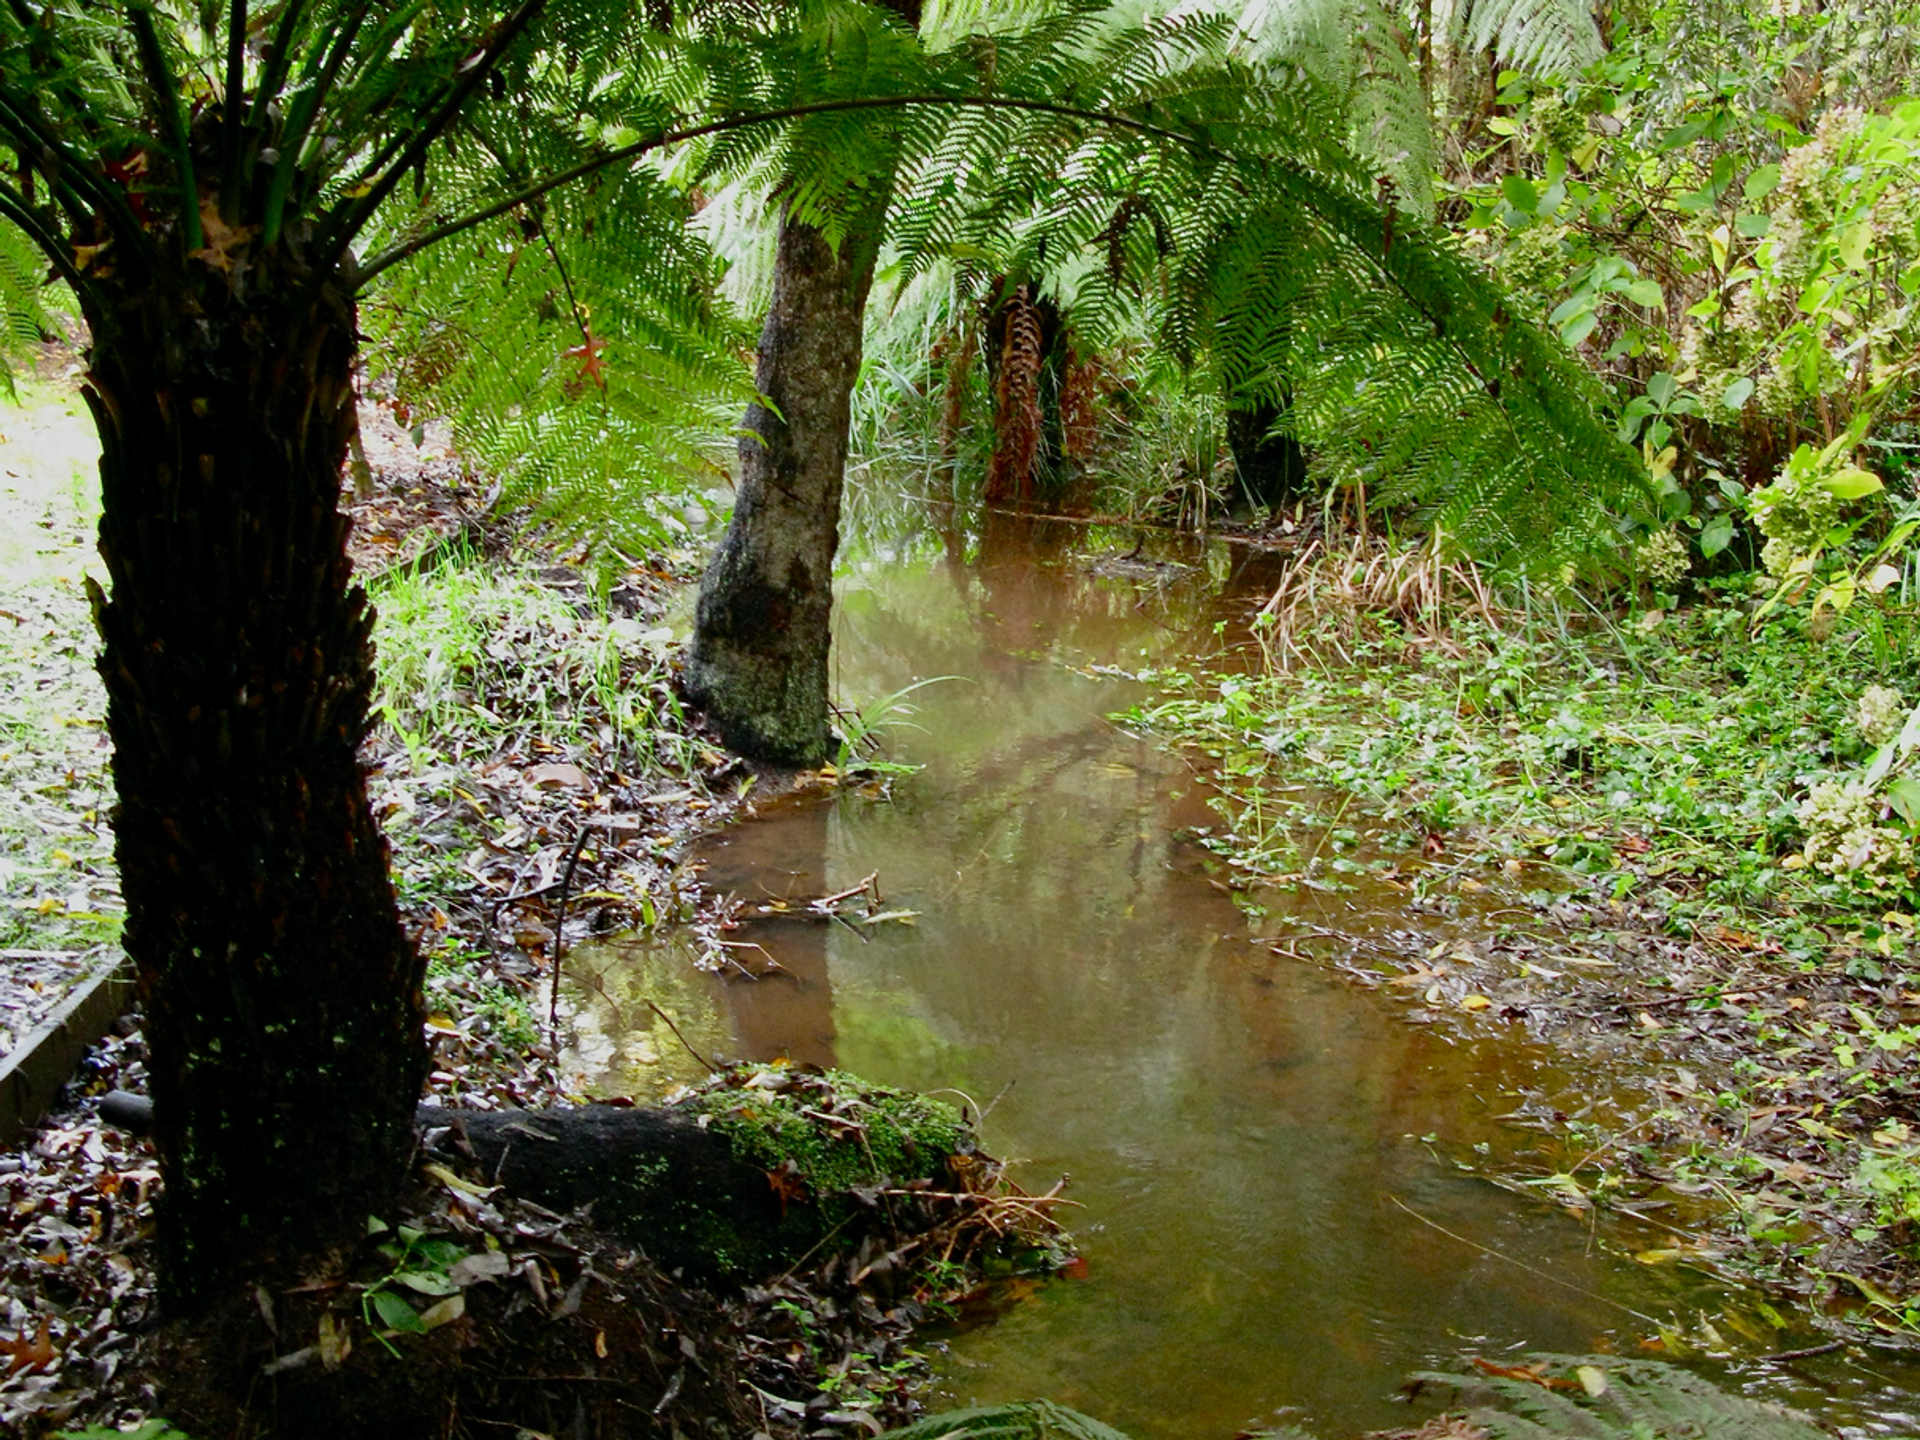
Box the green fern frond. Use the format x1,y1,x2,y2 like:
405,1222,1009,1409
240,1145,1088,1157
1449,0,1605,79
878,1401,1141,1440
1415,1354,1836,1440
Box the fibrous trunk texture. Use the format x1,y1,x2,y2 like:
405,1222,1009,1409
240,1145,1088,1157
82,245,425,1310
686,213,876,767
984,284,1045,507
1227,399,1310,511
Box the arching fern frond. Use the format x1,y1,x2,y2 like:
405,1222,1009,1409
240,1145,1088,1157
0,223,66,400
1447,0,1605,79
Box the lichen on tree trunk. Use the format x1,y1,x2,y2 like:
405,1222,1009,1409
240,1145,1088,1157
685,213,878,767
81,242,426,1310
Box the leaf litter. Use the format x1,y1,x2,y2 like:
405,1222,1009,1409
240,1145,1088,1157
0,386,1075,1436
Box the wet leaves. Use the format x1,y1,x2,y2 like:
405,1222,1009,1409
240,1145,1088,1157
0,1030,158,1433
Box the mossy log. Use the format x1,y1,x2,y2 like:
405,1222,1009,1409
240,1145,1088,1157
436,1069,970,1281
419,1103,803,1278
108,1069,974,1282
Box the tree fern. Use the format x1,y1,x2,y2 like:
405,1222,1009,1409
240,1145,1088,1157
874,1358,1839,1440
0,224,64,399
851,9,1645,568
1413,1354,1836,1439
1446,0,1605,80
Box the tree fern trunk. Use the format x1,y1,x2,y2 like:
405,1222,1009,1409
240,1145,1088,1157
81,247,425,1311
1227,399,1310,512
685,212,876,766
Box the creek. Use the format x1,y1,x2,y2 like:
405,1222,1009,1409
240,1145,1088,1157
563,517,1920,1439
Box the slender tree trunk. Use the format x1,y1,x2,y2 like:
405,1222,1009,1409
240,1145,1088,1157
685,214,877,767
81,245,425,1311
686,0,921,768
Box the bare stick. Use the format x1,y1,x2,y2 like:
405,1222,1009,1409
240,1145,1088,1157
1387,1194,1663,1328
547,826,594,1038
645,999,718,1074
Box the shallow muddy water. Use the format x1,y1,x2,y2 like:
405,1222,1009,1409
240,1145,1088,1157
565,520,1920,1439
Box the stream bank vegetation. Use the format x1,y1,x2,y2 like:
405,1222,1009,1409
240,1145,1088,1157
5,0,1920,1434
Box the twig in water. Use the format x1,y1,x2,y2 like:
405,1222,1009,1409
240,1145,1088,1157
1762,1340,1846,1363
645,999,718,1073
1387,1194,1663,1327
547,826,594,1039
813,870,882,911
978,1078,1017,1126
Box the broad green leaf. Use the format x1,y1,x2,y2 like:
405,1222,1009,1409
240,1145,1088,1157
1549,294,1589,327
1838,223,1872,271
1865,738,1899,788
394,1270,461,1297
1886,779,1920,828
1720,377,1754,410
1699,514,1734,558
1742,163,1781,201
1624,278,1663,307
1561,310,1598,346
1814,576,1856,613
1645,371,1677,407
1735,212,1771,238
1821,467,1883,500
1501,175,1538,213
371,1289,426,1333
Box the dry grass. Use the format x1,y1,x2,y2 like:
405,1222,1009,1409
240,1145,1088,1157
1253,524,1508,672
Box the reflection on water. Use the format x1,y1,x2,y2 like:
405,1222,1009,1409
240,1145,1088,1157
564,519,1920,1440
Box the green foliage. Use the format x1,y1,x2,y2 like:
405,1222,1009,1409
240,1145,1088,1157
370,555,690,781
853,6,1648,567
695,1065,965,1196
1455,8,1920,579
1123,589,1920,920
0,225,65,400
879,1401,1141,1440
1,0,1648,576
1412,1353,1833,1439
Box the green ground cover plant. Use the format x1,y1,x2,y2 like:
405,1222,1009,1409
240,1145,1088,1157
1125,588,1920,935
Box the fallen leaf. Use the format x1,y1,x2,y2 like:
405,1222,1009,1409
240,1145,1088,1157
1575,1364,1608,1397
417,1292,465,1330
0,1317,54,1377
564,332,609,391
766,1161,807,1217
526,761,591,789
448,1250,512,1286
1470,1357,1578,1390
317,1311,352,1369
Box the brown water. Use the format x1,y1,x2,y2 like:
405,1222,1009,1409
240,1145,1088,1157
564,520,1920,1439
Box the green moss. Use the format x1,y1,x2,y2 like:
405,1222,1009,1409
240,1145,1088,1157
688,1067,965,1199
